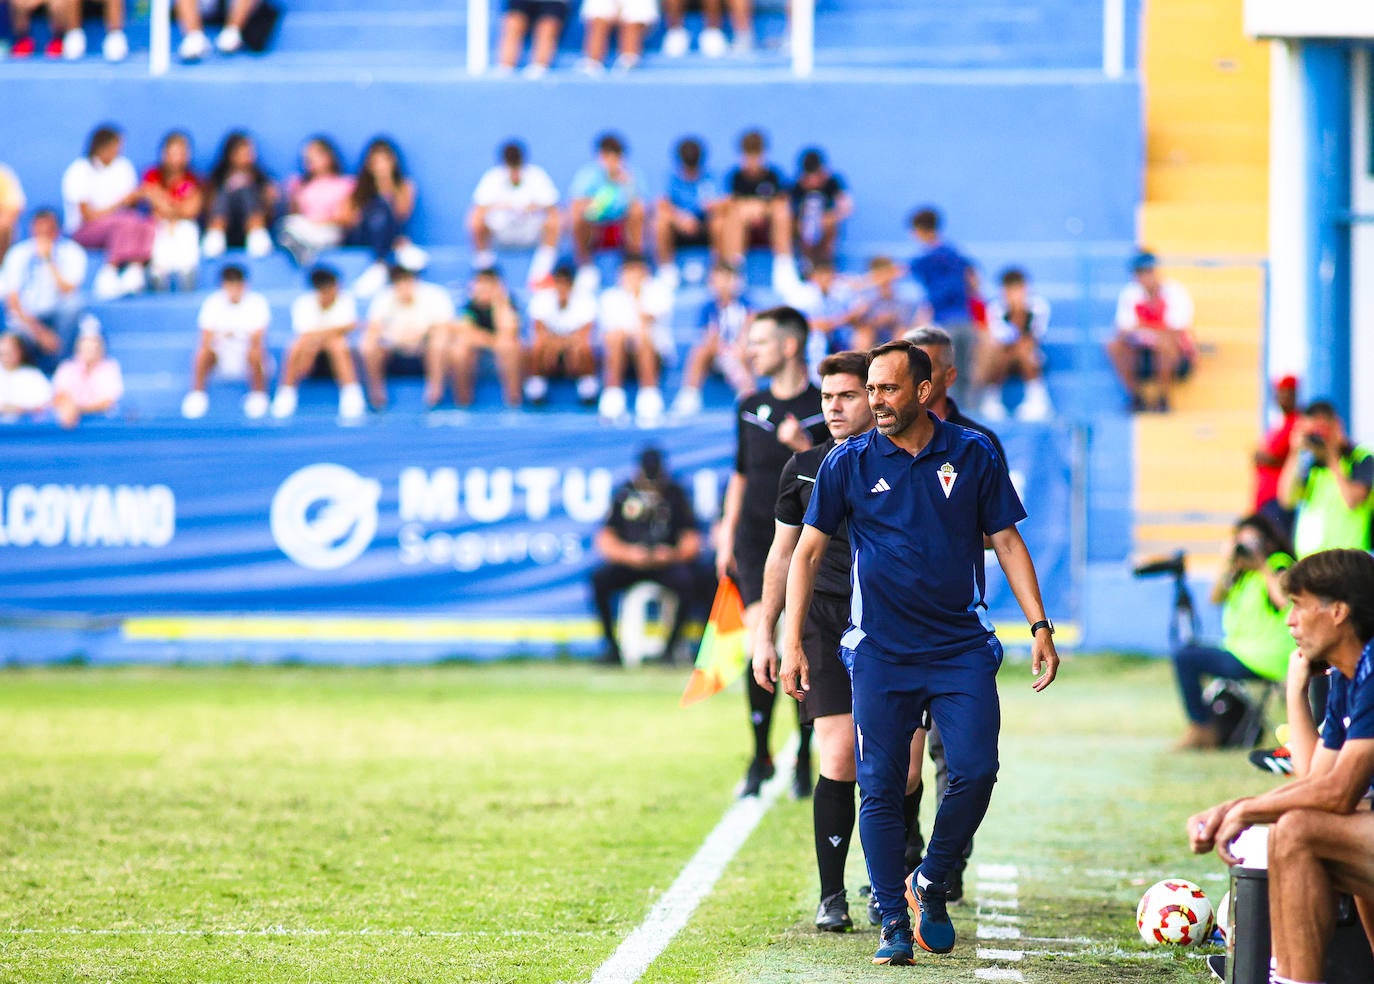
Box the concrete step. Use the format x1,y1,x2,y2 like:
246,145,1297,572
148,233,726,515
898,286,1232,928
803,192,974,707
1147,120,1268,169
1145,161,1267,204
1140,202,1268,254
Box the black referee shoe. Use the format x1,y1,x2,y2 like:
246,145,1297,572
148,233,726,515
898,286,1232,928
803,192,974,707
736,757,774,797
814,890,853,932
791,764,813,800
858,884,881,926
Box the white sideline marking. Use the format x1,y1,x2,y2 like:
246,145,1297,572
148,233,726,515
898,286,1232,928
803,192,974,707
977,897,1020,909
975,880,1018,895
974,970,1026,982
587,750,796,984
976,863,1018,881
1,927,604,939
975,911,1021,924
976,924,1023,940
976,948,1024,961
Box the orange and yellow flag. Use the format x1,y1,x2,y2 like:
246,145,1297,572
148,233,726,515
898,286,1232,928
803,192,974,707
680,576,749,706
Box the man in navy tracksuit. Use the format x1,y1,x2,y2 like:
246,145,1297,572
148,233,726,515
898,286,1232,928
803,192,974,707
780,339,1061,965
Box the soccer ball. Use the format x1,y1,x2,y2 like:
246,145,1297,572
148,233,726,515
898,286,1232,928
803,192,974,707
1135,878,1215,946
1215,890,1233,942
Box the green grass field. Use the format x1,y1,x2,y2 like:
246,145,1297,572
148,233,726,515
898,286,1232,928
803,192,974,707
0,656,1278,983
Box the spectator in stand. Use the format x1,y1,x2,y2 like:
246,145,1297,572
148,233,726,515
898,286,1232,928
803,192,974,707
173,0,261,60
0,332,54,420
524,262,600,406
0,163,26,261
596,254,674,426
1279,400,1374,557
569,133,646,268
452,267,522,409
1253,375,1300,535
495,0,568,76
722,130,790,266
1,208,87,372
52,318,123,428
279,136,354,268
654,137,723,269
142,130,203,290
61,0,129,60
181,264,272,421
1106,249,1197,413
909,206,977,404
577,0,657,72
771,255,861,369
1171,514,1295,749
7,0,75,58
202,131,277,259
271,266,366,421
360,264,456,411
671,260,752,418
977,267,1053,422
851,256,916,351
790,148,850,268
345,137,427,300
62,124,154,300
660,0,749,57
468,141,560,289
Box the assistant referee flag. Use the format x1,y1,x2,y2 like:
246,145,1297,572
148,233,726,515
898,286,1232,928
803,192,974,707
680,576,748,706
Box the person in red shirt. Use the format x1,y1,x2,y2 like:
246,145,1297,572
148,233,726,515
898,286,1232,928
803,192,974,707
1254,375,1300,532
142,130,204,290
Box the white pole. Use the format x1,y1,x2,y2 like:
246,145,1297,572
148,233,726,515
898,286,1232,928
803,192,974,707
467,0,490,75
791,0,814,78
149,0,171,77
1101,0,1124,78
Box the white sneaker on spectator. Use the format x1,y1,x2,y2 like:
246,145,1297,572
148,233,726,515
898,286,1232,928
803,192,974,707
353,262,388,300
1015,379,1054,422
242,391,269,419
576,374,600,404
338,383,367,421
93,265,123,301
178,30,209,62
201,228,227,259
215,25,242,54
246,227,273,258
119,263,147,296
699,27,728,57
731,28,754,54
394,242,429,271
524,375,549,403
62,28,86,59
612,53,640,72
522,62,549,79
670,386,702,419
635,386,665,427
598,385,627,422
270,386,298,419
575,56,604,75
978,389,1008,423
181,390,209,420
102,29,128,62
490,63,514,77
662,26,690,57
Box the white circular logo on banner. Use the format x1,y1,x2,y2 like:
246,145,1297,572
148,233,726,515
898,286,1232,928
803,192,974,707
271,464,381,571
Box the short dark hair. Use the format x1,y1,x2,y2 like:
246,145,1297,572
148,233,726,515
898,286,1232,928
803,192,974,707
31,207,59,225
1305,400,1341,420
308,266,339,290
621,253,649,270
710,259,740,277
388,263,416,283
754,305,809,349
869,339,933,386
799,148,824,173
740,129,766,155
909,207,942,233
1000,267,1027,287
676,137,703,169
474,266,502,281
221,264,247,284
551,262,576,282
500,140,525,168
596,132,626,156
818,351,869,381
1283,549,1374,642
86,124,122,160
811,259,836,274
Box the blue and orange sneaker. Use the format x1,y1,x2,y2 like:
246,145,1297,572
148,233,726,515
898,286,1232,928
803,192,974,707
872,918,915,965
905,871,956,953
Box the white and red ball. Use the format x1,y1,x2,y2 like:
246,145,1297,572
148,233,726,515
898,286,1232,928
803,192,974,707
1135,878,1215,946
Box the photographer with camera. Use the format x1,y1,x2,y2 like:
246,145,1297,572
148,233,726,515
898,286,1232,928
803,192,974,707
1172,515,1295,749
1279,401,1374,558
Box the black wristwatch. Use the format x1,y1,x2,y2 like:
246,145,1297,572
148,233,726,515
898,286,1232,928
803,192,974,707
1030,619,1054,638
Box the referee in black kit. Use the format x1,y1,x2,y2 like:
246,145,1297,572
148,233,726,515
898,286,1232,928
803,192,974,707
716,306,829,798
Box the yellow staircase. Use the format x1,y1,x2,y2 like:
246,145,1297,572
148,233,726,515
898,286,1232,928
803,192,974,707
1133,0,1270,569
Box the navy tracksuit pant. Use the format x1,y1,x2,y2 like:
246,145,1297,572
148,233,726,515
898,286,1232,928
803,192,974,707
843,639,1003,924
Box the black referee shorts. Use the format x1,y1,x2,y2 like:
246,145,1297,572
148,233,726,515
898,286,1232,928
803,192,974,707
733,535,771,608
799,591,853,724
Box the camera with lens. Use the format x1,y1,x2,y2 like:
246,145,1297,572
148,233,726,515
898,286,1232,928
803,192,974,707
1304,432,1327,452
1133,551,1185,579
1231,541,1254,564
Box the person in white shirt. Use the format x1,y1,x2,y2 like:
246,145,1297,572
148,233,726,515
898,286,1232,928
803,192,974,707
771,255,863,374
0,332,53,419
524,262,599,406
596,254,674,426
1106,249,1197,413
360,265,456,411
468,141,561,288
977,267,1053,423
1,208,87,372
271,266,365,421
62,125,154,300
182,264,272,420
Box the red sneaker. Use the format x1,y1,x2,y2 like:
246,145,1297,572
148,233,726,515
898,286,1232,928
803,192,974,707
44,36,64,58
10,36,36,57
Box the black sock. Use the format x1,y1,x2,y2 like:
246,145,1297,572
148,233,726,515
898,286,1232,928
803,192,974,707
903,784,925,872
747,673,775,763
814,775,857,899
795,721,813,770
